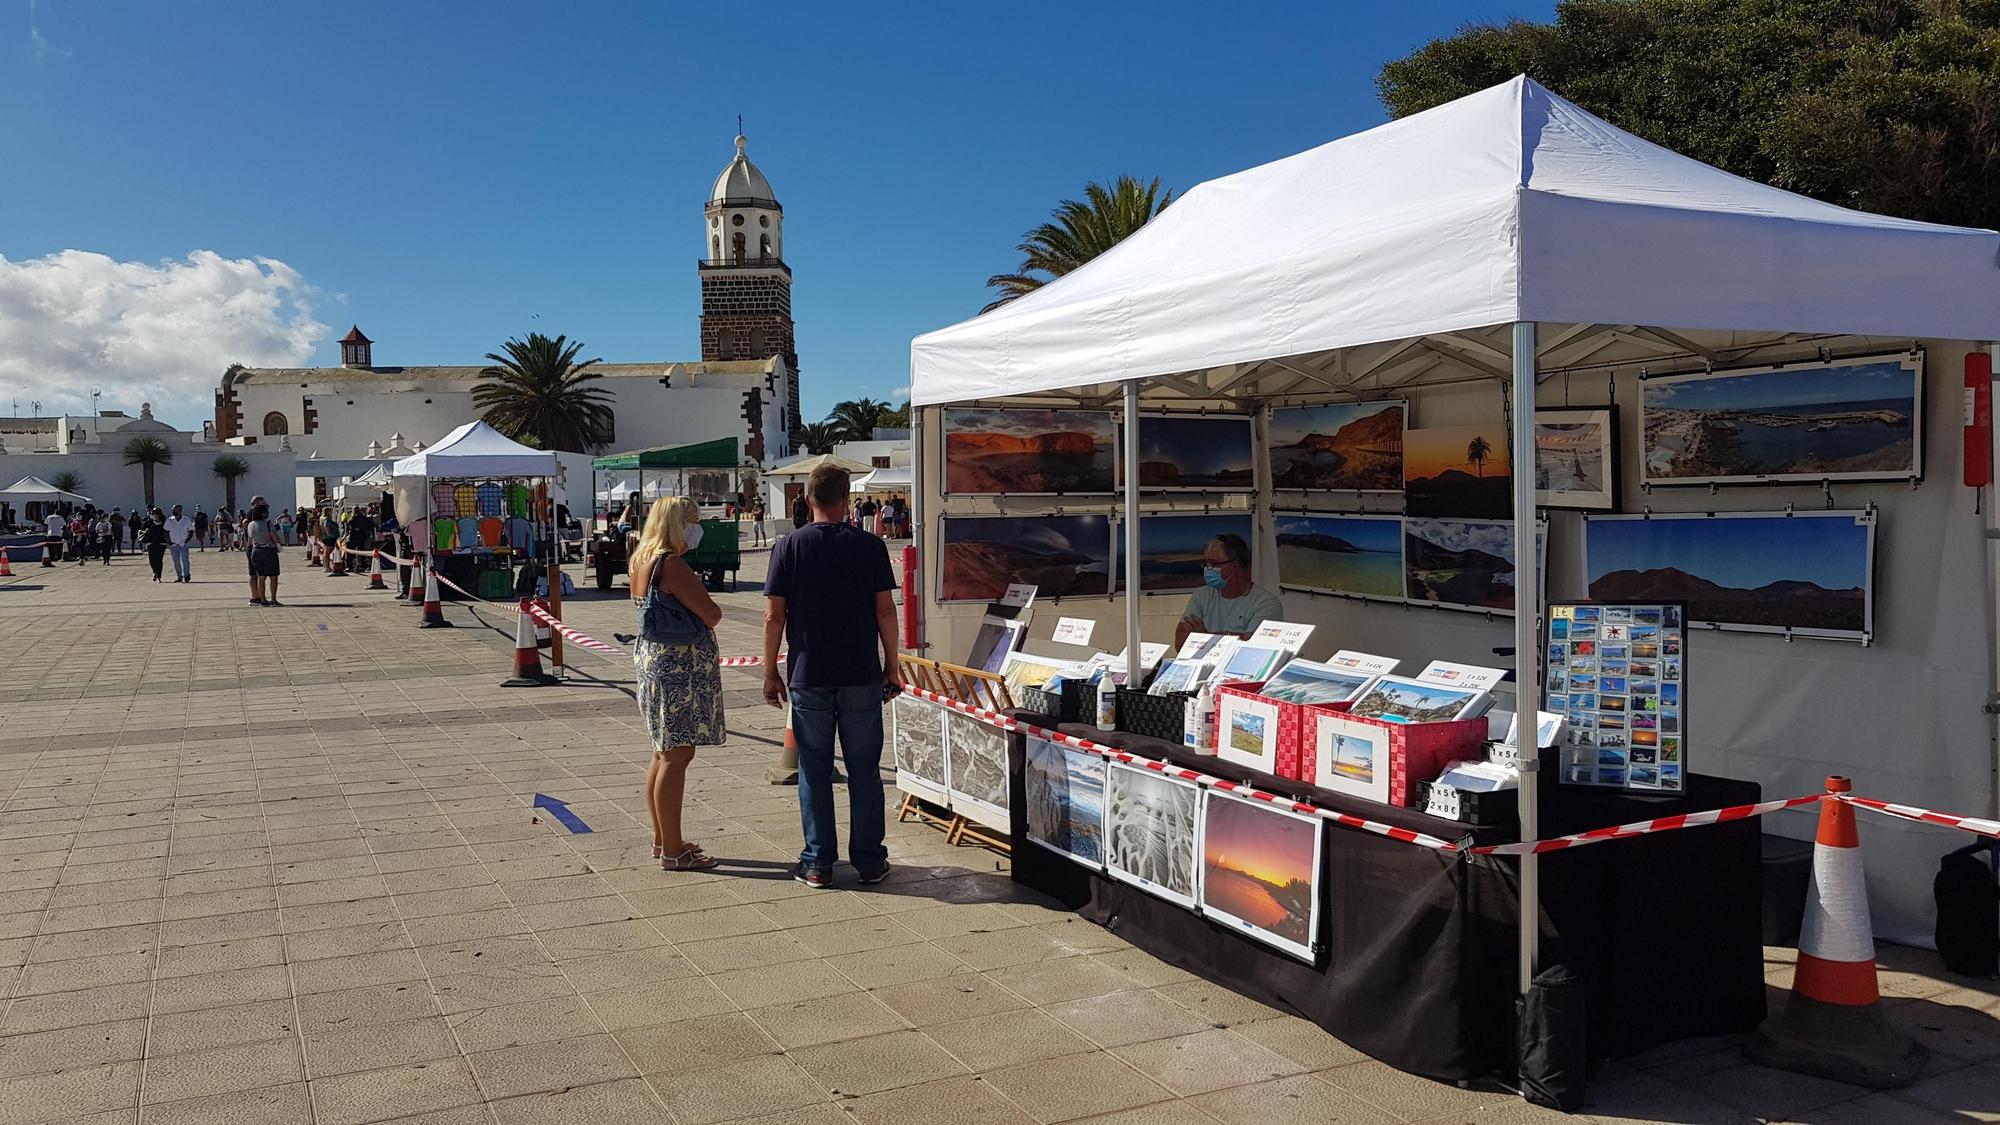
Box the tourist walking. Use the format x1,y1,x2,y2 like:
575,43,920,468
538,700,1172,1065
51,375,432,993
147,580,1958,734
630,496,724,872
192,507,209,551
318,507,341,573
790,492,809,530
42,509,64,563
246,502,282,606
762,464,900,889
109,508,125,554
142,510,168,582
277,508,294,545
164,504,194,582
93,511,113,565
748,500,767,547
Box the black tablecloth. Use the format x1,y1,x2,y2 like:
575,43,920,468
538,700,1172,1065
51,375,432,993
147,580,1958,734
1005,717,1764,1083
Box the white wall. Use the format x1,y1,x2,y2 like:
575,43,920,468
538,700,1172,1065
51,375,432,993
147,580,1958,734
916,343,1991,945
0,444,297,518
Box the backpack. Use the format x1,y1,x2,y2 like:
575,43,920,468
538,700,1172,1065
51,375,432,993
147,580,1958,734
1935,841,1999,977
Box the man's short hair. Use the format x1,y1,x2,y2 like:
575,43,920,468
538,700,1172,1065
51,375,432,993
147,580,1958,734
1212,533,1251,569
809,465,850,510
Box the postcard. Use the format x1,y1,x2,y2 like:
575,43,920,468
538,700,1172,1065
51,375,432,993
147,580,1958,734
1314,713,1392,804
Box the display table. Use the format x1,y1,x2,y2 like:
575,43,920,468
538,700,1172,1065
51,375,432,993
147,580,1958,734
1005,717,1763,1083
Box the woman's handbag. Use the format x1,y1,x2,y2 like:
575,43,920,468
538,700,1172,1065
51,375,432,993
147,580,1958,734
639,586,706,643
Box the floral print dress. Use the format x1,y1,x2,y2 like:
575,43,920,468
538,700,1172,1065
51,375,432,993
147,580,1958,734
633,595,726,749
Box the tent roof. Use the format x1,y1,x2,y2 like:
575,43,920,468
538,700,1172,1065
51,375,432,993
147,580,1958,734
391,420,558,479
348,464,393,488
911,76,2000,406
853,467,912,492
0,475,91,503
763,453,872,478
591,437,739,471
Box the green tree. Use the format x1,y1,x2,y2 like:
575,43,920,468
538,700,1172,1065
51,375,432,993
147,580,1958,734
796,421,841,455
1378,0,2000,228
212,455,251,512
984,175,1175,312
1466,435,1493,477
879,401,911,428
123,437,173,509
49,470,85,496
474,333,614,453
826,397,894,443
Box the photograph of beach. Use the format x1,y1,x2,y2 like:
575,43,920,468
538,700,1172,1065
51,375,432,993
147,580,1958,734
1536,407,1619,509
1641,355,1921,484
943,407,1117,494
1200,790,1321,960
1585,512,1872,637
939,515,1112,602
1114,513,1254,593
1268,401,1405,491
1404,423,1512,518
1275,513,1404,600
1349,675,1485,724
1131,415,1256,489
1313,713,1391,804
1024,736,1105,865
1258,659,1375,706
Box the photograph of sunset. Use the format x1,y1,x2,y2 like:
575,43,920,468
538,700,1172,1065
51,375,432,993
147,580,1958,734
1199,791,1321,956
1404,423,1512,518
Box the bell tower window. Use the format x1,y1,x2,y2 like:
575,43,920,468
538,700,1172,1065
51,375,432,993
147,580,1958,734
731,232,746,262
717,329,736,360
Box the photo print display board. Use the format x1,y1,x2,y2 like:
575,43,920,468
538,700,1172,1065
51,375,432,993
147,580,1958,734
1584,510,1875,641
1104,763,1200,909
891,693,950,806
965,617,1026,676
1113,512,1255,594
942,407,1117,495
1275,513,1404,603
1404,422,1512,519
1127,414,1255,490
1001,649,1074,702
1403,518,1546,615
1313,711,1394,804
1024,736,1106,867
1641,352,1923,486
1547,601,1687,793
1536,407,1621,510
1267,400,1406,491
938,515,1112,603
943,711,1010,829
1199,788,1324,963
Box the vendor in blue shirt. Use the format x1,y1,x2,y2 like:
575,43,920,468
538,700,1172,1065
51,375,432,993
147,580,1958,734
1173,532,1284,649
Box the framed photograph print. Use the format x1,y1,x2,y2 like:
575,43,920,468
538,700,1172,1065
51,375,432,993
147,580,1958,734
944,711,1010,829
1347,674,1490,725
1404,422,1511,518
891,693,950,807
1127,414,1255,491
1104,763,1200,909
1274,512,1405,603
1267,400,1406,492
1216,690,1283,774
1023,736,1105,867
938,515,1112,603
942,407,1117,495
1198,788,1324,963
1536,407,1620,510
1113,512,1255,595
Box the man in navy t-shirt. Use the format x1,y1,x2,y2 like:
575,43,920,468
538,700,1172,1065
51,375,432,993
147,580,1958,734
763,464,900,888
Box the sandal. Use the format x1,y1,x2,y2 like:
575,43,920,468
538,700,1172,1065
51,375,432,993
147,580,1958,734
661,845,718,872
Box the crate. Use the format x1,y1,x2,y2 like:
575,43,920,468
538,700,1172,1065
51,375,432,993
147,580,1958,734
1413,779,1520,827
1017,686,1061,721
1018,679,1093,724
1115,687,1192,742
1303,703,1488,807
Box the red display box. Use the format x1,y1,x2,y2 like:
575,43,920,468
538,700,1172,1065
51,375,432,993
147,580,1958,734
1301,702,1487,806
1213,682,1310,778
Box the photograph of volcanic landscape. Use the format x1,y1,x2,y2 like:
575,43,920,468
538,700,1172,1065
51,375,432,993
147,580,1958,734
939,515,1112,602
1268,401,1404,491
1404,518,1517,611
1642,359,1919,483
1585,512,1872,635
943,407,1118,494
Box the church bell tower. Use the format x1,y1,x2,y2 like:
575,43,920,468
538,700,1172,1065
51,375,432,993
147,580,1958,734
700,133,800,436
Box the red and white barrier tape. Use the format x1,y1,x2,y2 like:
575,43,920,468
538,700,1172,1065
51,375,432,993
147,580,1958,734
338,546,416,568
428,569,506,606
1469,794,1828,856
1837,794,2000,839
522,600,625,657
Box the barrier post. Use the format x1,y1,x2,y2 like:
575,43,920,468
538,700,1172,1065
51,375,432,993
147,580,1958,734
367,550,388,590
0,547,13,577
500,600,558,687
418,565,452,628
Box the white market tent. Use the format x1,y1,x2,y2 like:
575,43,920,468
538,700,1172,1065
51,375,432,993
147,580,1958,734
333,463,393,502
909,76,2000,967
390,420,560,546
853,466,913,494
0,476,93,504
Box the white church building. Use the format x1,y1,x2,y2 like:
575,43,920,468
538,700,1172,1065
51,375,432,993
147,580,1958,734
213,134,803,481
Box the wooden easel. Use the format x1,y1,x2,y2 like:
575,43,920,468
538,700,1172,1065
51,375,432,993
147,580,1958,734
894,656,1014,854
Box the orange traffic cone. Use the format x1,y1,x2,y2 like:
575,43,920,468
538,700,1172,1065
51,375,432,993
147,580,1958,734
500,600,557,687
330,546,348,576
366,551,388,590
405,555,425,603
1747,776,1928,1088
417,566,452,629
0,547,13,577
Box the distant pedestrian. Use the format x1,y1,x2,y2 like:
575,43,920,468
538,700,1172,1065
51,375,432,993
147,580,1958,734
42,509,64,563
164,504,194,582
247,502,281,606
790,493,809,530
93,512,113,565
762,464,900,889
109,508,126,554
748,500,767,547
70,511,89,566
630,496,724,872
143,510,167,582
192,507,209,552
278,508,294,545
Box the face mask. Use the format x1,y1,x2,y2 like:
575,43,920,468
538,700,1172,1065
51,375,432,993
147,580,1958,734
1202,566,1226,590
682,524,704,552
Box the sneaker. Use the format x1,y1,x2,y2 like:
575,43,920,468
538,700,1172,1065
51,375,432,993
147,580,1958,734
793,864,833,889
856,864,891,886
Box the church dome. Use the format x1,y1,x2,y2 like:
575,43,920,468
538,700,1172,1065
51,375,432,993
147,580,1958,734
115,403,176,433
710,136,779,208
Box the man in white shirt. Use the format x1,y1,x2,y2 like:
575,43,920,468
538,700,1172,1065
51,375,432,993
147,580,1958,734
42,510,64,566
1174,532,1284,649
163,504,195,583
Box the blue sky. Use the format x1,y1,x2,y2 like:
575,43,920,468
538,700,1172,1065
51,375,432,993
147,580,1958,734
1646,362,1916,411
4,1,1551,429
1586,515,1870,590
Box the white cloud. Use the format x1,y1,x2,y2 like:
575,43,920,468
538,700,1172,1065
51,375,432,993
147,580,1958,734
27,0,70,59
0,249,327,425
891,384,911,401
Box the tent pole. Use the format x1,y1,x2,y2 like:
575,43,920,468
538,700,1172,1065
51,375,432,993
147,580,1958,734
911,404,926,655
1511,321,1542,998
1123,382,1142,680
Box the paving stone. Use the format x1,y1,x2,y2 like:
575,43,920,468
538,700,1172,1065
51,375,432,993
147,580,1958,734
147,999,297,1056
141,1037,304,1105
310,1059,485,1125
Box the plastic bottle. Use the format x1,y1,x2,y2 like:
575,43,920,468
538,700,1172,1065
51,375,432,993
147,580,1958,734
1094,669,1118,731
1185,680,1217,754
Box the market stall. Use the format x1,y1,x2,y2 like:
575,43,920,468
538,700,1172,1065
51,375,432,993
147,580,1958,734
588,437,746,590
0,475,93,561
904,77,2000,1081
391,420,560,601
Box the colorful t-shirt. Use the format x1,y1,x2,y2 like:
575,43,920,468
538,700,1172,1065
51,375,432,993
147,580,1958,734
475,482,503,516
457,517,482,550
432,519,457,551
430,482,459,517
477,516,503,547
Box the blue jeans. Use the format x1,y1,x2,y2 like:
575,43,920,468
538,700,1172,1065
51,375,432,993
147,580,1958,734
790,685,888,873
169,543,190,578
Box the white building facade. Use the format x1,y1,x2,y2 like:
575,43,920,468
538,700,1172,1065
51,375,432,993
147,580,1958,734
0,404,296,520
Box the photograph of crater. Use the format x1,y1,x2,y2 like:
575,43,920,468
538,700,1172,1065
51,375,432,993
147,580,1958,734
943,407,1117,494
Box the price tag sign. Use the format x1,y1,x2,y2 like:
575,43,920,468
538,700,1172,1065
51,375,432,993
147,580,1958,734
1330,650,1398,676
1051,617,1095,646
1251,621,1315,653
1487,742,1522,770
1422,784,1463,821
1417,660,1508,692
1001,583,1038,608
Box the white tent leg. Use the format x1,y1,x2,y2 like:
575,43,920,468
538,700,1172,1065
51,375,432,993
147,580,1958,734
1512,321,1543,997
1123,382,1143,673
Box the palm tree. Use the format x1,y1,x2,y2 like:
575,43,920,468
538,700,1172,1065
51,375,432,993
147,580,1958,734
878,401,911,428
984,175,1174,313
123,437,173,509
212,455,251,512
796,421,841,455
473,333,614,453
827,398,893,443
50,470,85,496
1466,436,1493,478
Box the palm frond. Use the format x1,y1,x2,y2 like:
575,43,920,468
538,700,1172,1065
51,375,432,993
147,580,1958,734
983,175,1173,313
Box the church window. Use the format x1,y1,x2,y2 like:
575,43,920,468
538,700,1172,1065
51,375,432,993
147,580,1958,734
732,232,746,261
759,215,770,227
731,214,744,226
718,329,736,359
749,329,765,356
711,236,720,259
758,234,771,259
262,412,288,436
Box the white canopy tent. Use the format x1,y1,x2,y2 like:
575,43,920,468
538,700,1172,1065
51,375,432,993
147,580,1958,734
390,420,560,550
0,476,93,504
909,76,2000,974
333,463,393,502
852,466,913,494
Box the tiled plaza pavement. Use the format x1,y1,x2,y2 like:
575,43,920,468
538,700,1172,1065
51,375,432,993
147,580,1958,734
1,545,1997,1124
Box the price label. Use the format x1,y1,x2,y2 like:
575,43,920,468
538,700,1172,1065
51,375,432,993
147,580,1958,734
1001,583,1038,608
1251,620,1315,653
1423,784,1463,821
1487,742,1522,770
1051,617,1095,646
1329,650,1399,675
1417,660,1508,692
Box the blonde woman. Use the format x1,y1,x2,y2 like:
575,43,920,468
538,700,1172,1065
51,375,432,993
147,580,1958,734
631,496,725,870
